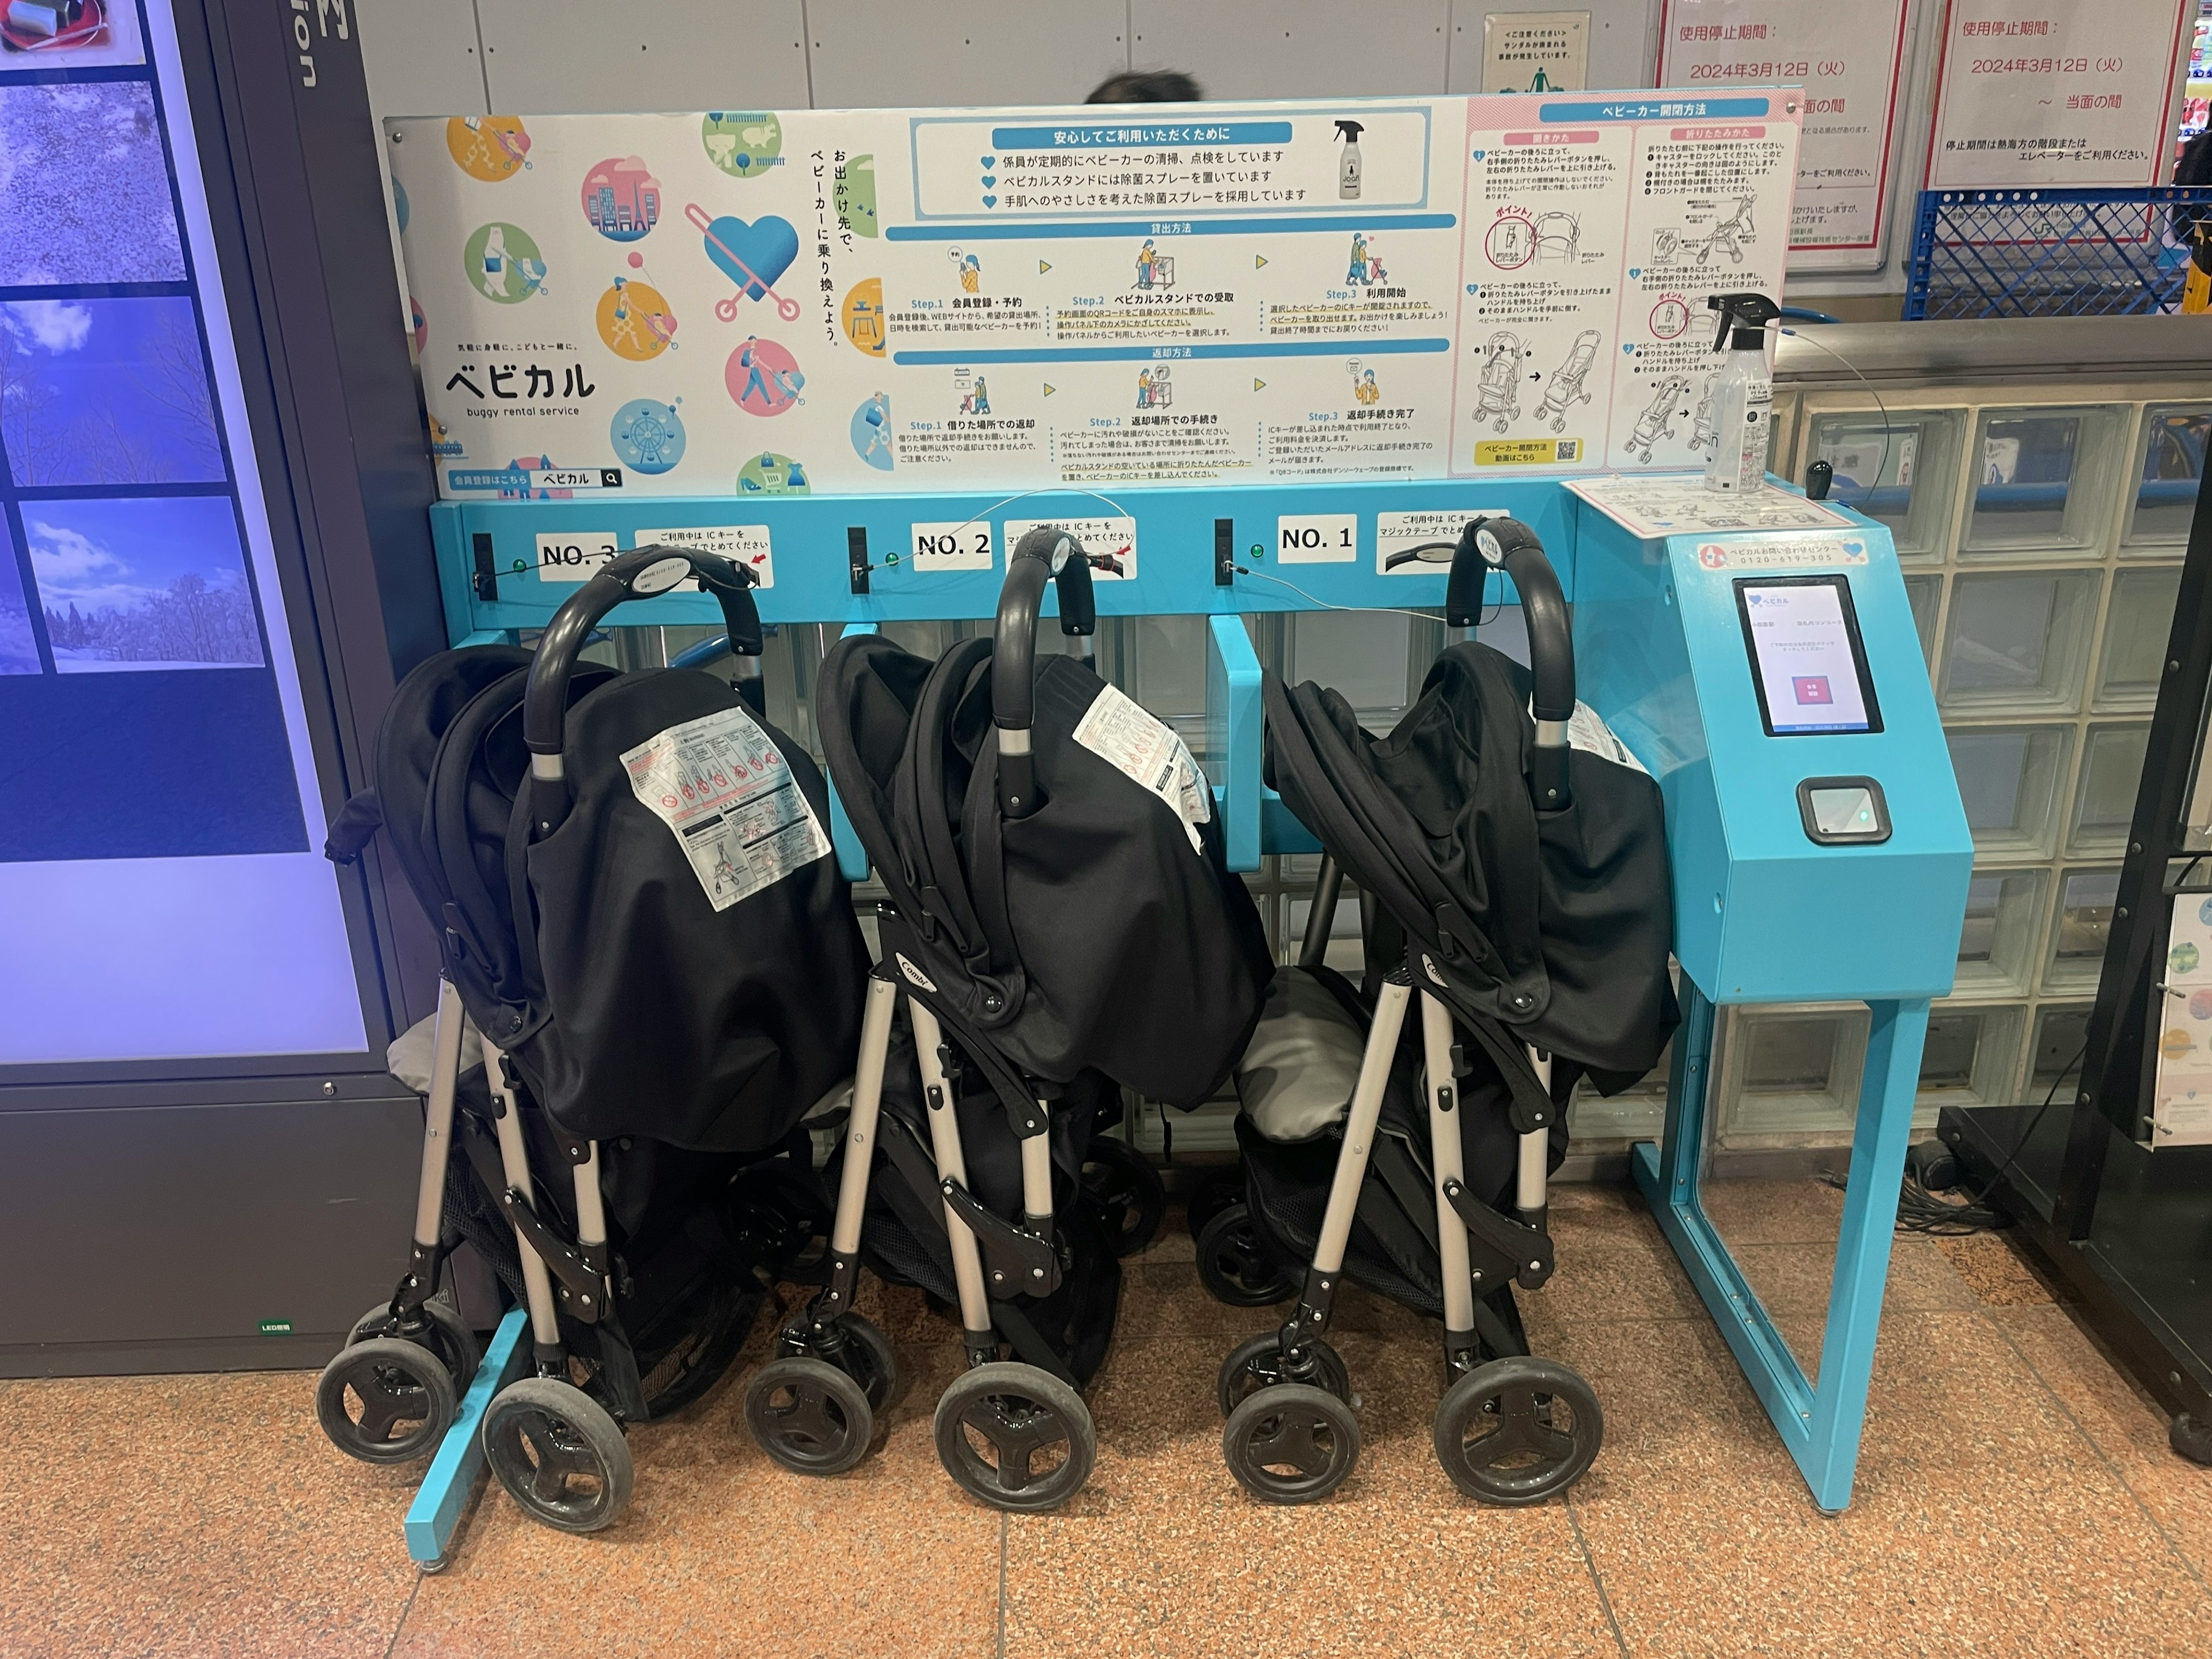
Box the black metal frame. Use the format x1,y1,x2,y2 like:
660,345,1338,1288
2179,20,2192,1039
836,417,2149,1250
1941,460,2212,1450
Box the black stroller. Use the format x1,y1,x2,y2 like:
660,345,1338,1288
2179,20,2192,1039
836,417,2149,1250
760,527,1275,1510
1209,516,1677,1505
319,547,868,1536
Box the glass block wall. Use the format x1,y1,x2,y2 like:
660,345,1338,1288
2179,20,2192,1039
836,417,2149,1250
596,376,2203,1162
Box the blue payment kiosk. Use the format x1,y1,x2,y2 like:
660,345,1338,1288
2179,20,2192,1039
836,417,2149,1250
410,471,1968,1554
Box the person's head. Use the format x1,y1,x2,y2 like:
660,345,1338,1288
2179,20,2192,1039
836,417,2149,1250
1087,70,1202,104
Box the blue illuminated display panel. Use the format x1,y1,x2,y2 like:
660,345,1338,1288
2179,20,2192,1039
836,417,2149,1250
0,0,369,1064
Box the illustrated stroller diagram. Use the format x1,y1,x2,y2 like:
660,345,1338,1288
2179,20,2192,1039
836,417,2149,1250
793,529,1276,1509
1476,331,1524,433
1688,370,1720,456
1625,376,1692,463
1657,195,1757,266
1540,329,1603,433
1209,517,1677,1505
317,547,869,1537
1533,213,1580,264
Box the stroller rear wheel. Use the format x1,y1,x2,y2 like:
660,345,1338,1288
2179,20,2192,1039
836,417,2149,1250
825,1311,901,1411
1433,1355,1602,1505
482,1376,634,1533
1194,1203,1296,1306
1184,1166,1244,1239
934,1361,1096,1512
315,1336,457,1464
1216,1330,1350,1417
347,1298,480,1396
1082,1137,1166,1257
1223,1383,1359,1505
745,1356,876,1476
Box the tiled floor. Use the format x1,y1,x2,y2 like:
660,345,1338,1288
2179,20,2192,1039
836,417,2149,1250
2,1179,2207,1658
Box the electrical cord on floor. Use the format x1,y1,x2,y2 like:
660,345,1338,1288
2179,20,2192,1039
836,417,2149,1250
1821,1039,2088,1234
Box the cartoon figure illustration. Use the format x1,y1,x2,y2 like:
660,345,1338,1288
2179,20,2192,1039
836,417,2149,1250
1137,368,1156,408
736,335,772,408
949,247,982,294
854,392,894,468
1353,366,1381,406
1540,329,1605,433
969,376,990,415
447,115,532,180
609,274,677,352
1347,232,1372,286
479,224,514,298
1624,376,1691,463
1475,331,1524,433
1136,239,1158,288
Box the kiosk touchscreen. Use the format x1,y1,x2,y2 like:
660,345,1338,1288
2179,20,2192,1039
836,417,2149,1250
1734,574,1883,736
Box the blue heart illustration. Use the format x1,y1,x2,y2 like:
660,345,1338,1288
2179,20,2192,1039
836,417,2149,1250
982,174,997,188
702,213,798,299
1622,344,1636,354
982,194,997,209
1628,267,1640,278
980,154,995,167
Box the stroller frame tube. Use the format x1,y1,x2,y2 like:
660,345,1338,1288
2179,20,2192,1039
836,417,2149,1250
410,978,467,1252
1018,1131,1054,1230
830,975,900,1260
481,1043,566,1354
1418,990,1477,1340
1518,1048,1552,1222
907,999,997,1349
1311,975,1412,1275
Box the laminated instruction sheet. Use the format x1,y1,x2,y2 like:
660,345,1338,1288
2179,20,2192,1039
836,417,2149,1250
621,704,831,912
391,92,1801,500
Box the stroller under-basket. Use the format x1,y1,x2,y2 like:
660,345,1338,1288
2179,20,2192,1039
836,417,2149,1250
318,547,869,1535
1206,516,1677,1506
764,527,1276,1510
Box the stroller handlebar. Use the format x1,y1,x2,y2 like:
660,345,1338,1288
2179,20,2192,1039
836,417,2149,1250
1447,517,1576,812
524,546,763,766
994,525,1099,819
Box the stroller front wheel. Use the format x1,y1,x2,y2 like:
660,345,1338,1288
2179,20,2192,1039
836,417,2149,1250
934,1361,1096,1512
482,1376,634,1533
315,1336,457,1464
1223,1384,1359,1504
1433,1355,1602,1505
348,1298,480,1396
1217,1329,1350,1417
745,1355,877,1476
1194,1203,1296,1307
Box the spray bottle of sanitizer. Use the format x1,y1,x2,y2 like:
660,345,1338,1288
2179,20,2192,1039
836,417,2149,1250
1702,292,1782,493
1335,120,1364,200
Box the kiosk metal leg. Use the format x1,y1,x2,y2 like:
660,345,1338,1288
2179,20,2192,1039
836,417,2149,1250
1634,982,1929,1512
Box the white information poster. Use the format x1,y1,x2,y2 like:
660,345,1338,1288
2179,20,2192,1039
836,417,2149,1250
389,93,1800,498
1927,0,2191,189
1658,0,1909,267
2151,892,2212,1146
1481,12,1591,93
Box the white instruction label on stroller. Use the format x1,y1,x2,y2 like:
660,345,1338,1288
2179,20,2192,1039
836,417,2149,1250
634,525,775,590
620,705,832,912
1545,699,1650,777
1377,509,1508,576
1004,516,1138,581
1071,682,1211,855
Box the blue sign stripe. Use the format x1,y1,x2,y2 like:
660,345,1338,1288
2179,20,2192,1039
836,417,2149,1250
887,212,1455,242
990,122,1294,148
1537,97,1772,122
892,338,1451,366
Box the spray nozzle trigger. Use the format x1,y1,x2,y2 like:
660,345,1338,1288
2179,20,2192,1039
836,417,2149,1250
1707,292,1782,351
1334,120,1365,142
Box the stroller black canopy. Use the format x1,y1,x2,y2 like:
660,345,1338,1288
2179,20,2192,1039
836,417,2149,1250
819,528,1274,1109
1263,520,1676,1112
